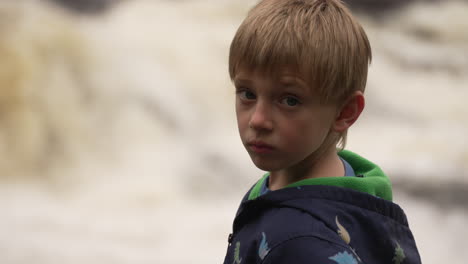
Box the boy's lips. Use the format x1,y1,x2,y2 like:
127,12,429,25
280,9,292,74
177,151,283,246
247,141,274,154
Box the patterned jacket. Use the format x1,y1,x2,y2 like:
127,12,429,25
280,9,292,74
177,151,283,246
223,150,422,264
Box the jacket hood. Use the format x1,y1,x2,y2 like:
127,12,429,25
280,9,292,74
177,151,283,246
248,149,393,201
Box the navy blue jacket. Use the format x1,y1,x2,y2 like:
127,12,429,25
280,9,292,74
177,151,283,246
223,151,422,263
223,185,421,264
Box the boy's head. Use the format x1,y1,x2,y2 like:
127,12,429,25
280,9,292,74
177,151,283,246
230,0,371,155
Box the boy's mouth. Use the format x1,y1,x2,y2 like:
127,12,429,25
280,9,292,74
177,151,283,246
247,141,274,154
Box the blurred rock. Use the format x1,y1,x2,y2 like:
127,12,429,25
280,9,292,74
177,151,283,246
48,0,118,14
344,0,454,14
345,0,409,12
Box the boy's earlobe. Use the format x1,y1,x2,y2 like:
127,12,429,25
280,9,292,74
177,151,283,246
333,91,365,133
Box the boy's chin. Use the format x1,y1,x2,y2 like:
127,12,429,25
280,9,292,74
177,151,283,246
250,157,284,172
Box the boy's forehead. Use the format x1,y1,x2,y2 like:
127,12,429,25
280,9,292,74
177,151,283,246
234,67,308,84
234,68,319,98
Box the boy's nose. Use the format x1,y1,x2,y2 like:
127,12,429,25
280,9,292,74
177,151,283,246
249,102,273,131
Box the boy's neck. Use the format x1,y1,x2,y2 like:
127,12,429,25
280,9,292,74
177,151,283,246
268,147,344,191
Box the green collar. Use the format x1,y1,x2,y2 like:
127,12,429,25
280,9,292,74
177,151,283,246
247,150,393,201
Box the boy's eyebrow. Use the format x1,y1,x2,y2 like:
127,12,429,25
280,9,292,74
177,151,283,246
278,76,309,90
278,75,307,84
233,77,253,86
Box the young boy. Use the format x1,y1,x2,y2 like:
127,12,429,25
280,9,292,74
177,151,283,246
223,0,421,263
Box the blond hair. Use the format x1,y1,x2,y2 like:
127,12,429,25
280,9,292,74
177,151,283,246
229,0,372,148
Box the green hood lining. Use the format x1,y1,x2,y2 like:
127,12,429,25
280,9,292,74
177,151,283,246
247,150,393,201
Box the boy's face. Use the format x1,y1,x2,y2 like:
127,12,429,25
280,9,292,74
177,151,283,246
234,69,338,172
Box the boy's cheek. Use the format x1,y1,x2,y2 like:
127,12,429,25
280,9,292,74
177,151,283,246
236,114,250,132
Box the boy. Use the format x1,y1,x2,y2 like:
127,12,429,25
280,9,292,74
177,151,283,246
223,0,421,263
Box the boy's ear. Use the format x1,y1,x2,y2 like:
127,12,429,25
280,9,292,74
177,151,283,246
333,91,365,133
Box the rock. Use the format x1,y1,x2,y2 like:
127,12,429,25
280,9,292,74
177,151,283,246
344,0,452,14
47,0,118,14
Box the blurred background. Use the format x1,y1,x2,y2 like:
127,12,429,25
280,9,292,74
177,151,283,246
0,0,467,263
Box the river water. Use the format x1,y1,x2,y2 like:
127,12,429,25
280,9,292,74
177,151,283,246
0,0,467,263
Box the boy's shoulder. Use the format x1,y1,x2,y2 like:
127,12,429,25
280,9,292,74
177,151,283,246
226,191,350,264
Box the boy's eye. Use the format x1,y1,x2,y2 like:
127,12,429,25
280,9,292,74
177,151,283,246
244,91,256,100
280,96,300,107
237,90,256,100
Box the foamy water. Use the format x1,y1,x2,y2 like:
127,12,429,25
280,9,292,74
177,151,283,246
0,0,467,263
